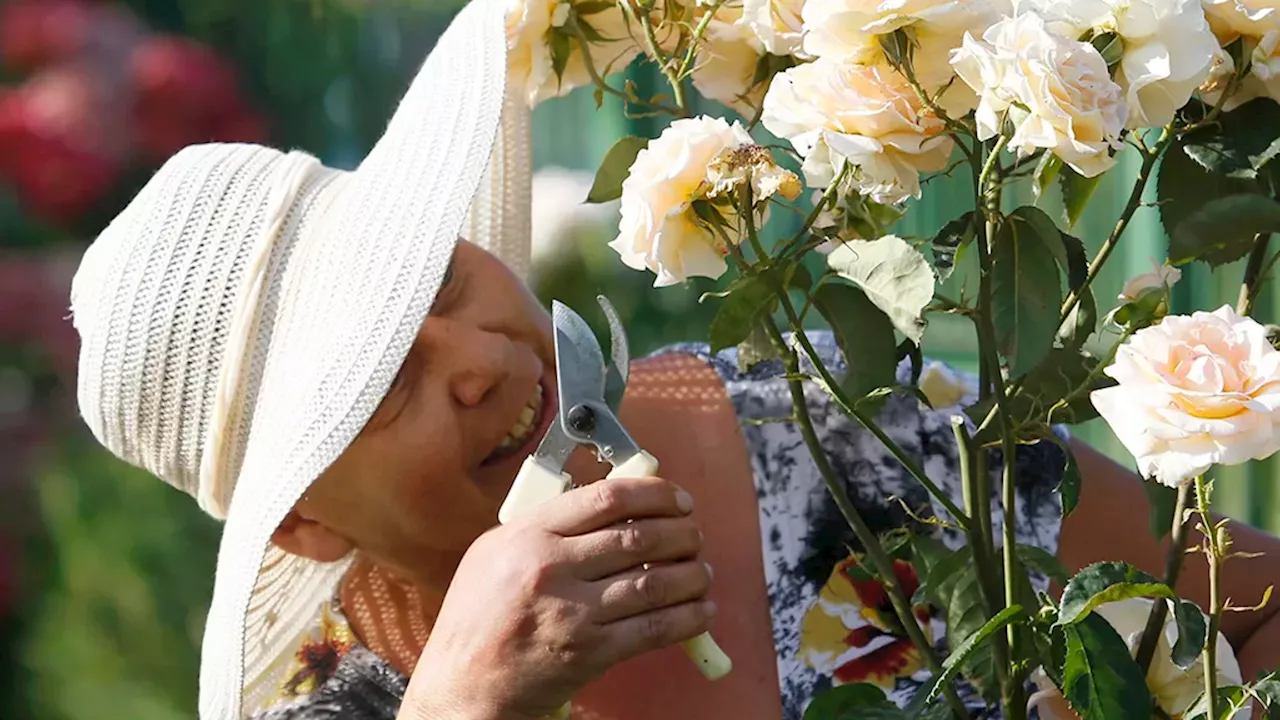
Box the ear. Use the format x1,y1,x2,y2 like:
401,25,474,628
271,510,355,563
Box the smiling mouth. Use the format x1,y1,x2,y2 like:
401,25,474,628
483,382,548,464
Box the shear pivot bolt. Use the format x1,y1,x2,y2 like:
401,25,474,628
567,405,596,433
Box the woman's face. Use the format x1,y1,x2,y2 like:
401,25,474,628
276,240,558,581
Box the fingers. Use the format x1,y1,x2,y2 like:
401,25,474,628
591,560,713,624
566,516,702,580
597,599,718,667
533,477,694,536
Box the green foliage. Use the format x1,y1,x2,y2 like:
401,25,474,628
1060,166,1103,229
707,273,778,352
826,235,934,344
929,213,974,282
918,605,1026,706
812,282,899,410
1169,194,1280,267
991,209,1064,378
1060,612,1153,720
802,683,905,719
587,135,650,203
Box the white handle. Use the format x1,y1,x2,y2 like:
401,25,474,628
605,450,733,682
498,456,573,525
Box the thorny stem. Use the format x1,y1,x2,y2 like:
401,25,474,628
1196,476,1223,720
1046,327,1133,426
1135,481,1193,674
972,135,1027,720
627,1,688,113
571,19,683,117
898,58,978,166
1238,233,1272,316
675,0,724,81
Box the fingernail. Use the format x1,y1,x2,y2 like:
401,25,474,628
702,600,717,617
704,562,714,580
675,489,694,513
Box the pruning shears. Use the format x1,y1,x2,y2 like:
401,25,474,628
497,295,732,718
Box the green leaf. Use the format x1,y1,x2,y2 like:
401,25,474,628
586,135,649,204
931,212,974,282
1144,480,1179,540
574,0,616,15
812,282,899,410
1185,686,1251,720
709,276,775,353
1169,194,1280,267
737,319,778,373
826,235,935,343
1061,612,1153,720
1017,545,1071,586
751,52,798,88
1034,152,1064,201
1061,165,1103,228
1059,441,1082,516
803,683,904,720
914,545,972,607
1249,675,1280,717
992,212,1064,378
1170,599,1208,670
550,31,572,85
1058,561,1172,626
965,347,1105,436
923,606,1026,704
1182,98,1280,179
1010,206,1088,291
942,555,1000,700
1157,140,1262,244
1058,286,1097,350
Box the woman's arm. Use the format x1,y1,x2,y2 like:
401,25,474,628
1060,438,1280,679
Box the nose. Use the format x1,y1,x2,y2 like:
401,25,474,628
425,320,513,407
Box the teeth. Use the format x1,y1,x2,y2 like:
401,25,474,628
495,384,544,453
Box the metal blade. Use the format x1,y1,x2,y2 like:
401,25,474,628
597,295,629,386
552,300,608,412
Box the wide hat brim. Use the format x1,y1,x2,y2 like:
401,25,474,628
194,0,530,716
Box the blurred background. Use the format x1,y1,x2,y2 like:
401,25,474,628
0,1,1275,718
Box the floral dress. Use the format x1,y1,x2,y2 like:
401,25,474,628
254,331,1066,720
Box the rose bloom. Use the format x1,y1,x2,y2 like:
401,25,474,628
761,56,953,204
506,0,640,107
1119,263,1182,303
1202,0,1278,43
950,12,1127,177
800,0,1009,114
610,115,801,287
1091,305,1280,487
688,4,771,115
1014,0,1219,129
1198,31,1280,109
744,0,808,56
1029,598,1246,720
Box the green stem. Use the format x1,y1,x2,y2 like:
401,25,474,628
675,0,725,81
627,2,687,113
1196,476,1222,720
898,57,977,166
570,20,683,117
1045,327,1133,426
952,418,1012,691
1237,233,1272,316
759,314,970,720
1135,481,1193,674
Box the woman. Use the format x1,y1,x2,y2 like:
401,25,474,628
68,0,1280,718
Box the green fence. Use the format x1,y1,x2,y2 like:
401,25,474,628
530,72,1279,532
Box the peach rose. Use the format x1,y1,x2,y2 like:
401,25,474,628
1091,305,1280,487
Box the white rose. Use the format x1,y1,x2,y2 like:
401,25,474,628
1202,0,1279,42
800,0,1010,114
1091,305,1280,487
1250,30,1280,101
610,116,801,286
1014,0,1219,129
506,0,641,107
950,12,1127,177
761,56,954,204
744,0,809,56
1028,598,1247,720
1119,264,1182,303
690,5,771,115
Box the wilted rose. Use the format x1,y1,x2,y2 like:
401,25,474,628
950,12,1127,177
1014,0,1219,129
506,0,641,107
761,56,953,204
1028,598,1246,720
610,115,800,286
1091,305,1280,487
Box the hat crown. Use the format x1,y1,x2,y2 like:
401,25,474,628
71,143,337,513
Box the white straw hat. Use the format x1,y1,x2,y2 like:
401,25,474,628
67,0,531,716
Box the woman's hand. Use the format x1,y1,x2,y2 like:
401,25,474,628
396,476,716,720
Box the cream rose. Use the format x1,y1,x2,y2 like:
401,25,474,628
800,0,1009,114
1029,598,1247,720
506,0,641,107
688,4,772,115
1202,0,1278,43
1014,0,1219,129
761,56,953,204
610,116,801,286
950,12,1127,177
1119,264,1182,303
1091,305,1280,487
745,0,809,56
